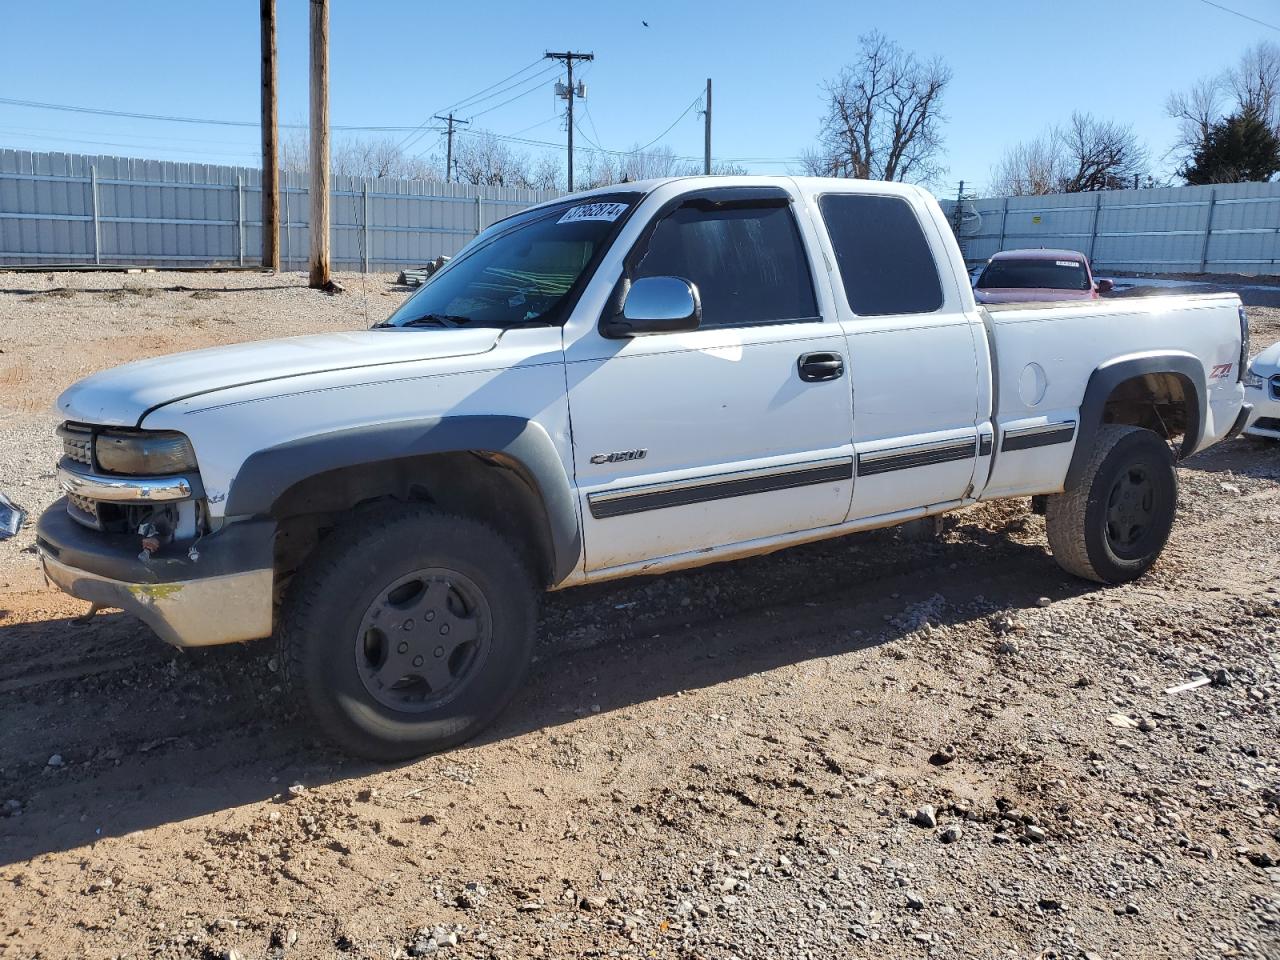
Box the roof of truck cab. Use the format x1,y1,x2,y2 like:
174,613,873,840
989,248,1088,262
526,175,933,210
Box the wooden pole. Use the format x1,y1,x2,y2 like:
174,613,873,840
308,0,331,288
260,0,280,271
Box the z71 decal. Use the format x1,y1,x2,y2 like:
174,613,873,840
1210,363,1233,380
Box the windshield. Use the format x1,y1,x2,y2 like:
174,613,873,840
381,194,638,329
976,257,1090,291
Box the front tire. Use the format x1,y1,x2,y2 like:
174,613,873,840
1045,425,1177,584
278,504,536,761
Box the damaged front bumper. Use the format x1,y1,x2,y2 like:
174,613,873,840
36,501,275,647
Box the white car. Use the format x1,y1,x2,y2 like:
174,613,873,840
36,176,1251,759
1244,342,1280,439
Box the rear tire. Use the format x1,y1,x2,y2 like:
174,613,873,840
1045,425,1177,584
278,504,536,761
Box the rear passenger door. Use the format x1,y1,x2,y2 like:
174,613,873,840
813,191,986,519
563,185,855,573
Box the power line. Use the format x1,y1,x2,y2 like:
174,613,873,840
0,95,418,132
441,57,548,112
1195,0,1280,32
466,68,559,120
459,124,801,165
403,62,557,150
0,128,261,160
393,58,551,152
582,103,608,154
630,89,705,154
455,63,558,116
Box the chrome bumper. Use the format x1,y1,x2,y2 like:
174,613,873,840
39,548,273,648
56,464,195,502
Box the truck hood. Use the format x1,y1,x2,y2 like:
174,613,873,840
57,328,502,426
1250,339,1280,374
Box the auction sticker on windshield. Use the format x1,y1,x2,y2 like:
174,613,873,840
557,202,629,224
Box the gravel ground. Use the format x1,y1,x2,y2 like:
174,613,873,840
0,272,1278,960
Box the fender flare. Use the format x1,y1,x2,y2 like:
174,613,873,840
1065,351,1206,491
225,415,582,584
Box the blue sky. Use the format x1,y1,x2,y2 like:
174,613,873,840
0,0,1272,194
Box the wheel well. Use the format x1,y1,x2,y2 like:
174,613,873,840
268,451,557,594
1101,372,1195,454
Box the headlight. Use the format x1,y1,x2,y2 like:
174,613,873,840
1244,367,1265,390
95,430,198,475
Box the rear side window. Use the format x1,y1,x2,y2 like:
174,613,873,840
634,203,818,328
819,194,944,316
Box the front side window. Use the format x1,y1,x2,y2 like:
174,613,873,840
976,258,1091,291
383,195,638,329
633,202,818,328
819,193,944,317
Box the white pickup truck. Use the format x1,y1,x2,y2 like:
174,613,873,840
37,176,1252,759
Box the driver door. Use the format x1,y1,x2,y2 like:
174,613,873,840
562,185,855,573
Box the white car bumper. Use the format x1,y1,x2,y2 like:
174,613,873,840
1244,372,1280,439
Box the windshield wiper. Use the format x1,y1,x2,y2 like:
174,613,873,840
372,313,470,329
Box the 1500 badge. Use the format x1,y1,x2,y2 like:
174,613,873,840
590,449,647,464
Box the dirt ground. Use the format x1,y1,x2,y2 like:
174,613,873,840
1,271,1278,960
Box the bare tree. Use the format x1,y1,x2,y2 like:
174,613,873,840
990,112,1148,195
280,127,309,174
1167,77,1224,167
1229,41,1280,127
275,128,740,194
331,137,429,179
1057,113,1149,191
988,135,1064,196
803,31,952,183
452,131,539,187
1167,41,1280,171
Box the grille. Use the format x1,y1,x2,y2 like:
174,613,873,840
59,423,94,467
1255,417,1280,432
66,491,101,529
1270,376,1280,401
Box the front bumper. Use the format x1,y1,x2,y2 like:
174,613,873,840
1243,379,1280,439
36,500,275,647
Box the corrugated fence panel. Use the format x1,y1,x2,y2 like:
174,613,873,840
0,148,561,270
939,180,1280,275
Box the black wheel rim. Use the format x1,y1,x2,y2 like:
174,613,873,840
1105,463,1157,557
354,568,492,713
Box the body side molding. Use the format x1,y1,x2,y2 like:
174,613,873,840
588,458,852,520
856,437,976,477
1000,420,1077,452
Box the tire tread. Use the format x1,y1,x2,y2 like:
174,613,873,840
277,503,535,759
1045,424,1145,583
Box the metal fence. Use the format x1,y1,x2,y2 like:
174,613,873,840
0,149,562,271
939,181,1280,275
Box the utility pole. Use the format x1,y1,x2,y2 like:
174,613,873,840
434,112,470,182
702,78,712,175
259,0,280,271
308,0,331,289
545,50,593,191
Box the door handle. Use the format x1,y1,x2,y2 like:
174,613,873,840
798,351,844,383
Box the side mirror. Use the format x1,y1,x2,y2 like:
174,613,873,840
603,276,701,338
1096,278,1114,294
